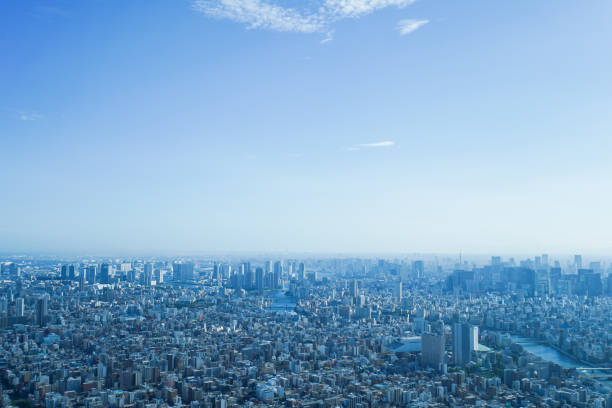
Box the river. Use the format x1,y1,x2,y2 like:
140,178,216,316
510,335,581,369
266,289,297,313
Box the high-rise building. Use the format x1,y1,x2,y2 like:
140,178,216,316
256,267,264,294
452,323,478,366
100,263,112,284
273,261,282,289
298,262,305,281
412,260,424,279
144,263,153,281
15,297,24,318
173,262,195,281
350,280,359,298
421,332,445,368
35,296,48,327
155,269,164,284
242,263,253,289
68,264,76,280
143,264,153,287
395,281,402,301
79,271,86,290
61,264,69,280
87,266,97,284
574,255,583,269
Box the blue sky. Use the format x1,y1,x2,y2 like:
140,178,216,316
1,0,611,255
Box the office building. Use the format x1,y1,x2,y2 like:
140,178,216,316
452,323,478,366
36,296,48,327
256,267,264,294
421,333,445,368
173,262,195,281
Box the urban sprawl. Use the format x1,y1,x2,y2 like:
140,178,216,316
0,254,611,408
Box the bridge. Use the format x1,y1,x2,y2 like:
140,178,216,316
577,367,612,381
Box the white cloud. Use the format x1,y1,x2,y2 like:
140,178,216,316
346,141,395,151
193,0,324,32
357,141,395,147
193,0,421,34
320,31,334,44
396,18,428,35
19,112,43,121
324,0,416,19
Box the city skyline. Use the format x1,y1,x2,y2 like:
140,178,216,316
2,0,612,254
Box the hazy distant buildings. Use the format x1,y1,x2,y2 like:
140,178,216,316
143,263,153,287
173,262,195,281
273,261,282,289
100,263,111,284
574,254,583,269
256,267,264,294
412,260,424,279
87,265,97,284
350,280,359,298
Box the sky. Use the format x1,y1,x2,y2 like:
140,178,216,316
1,0,612,255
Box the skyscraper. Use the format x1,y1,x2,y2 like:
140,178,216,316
143,263,153,287
35,296,48,327
256,267,264,294
350,280,359,298
395,281,402,301
242,262,253,289
421,332,445,368
452,323,478,366
15,297,24,318
100,263,112,284
412,260,424,279
87,265,97,284
273,261,282,289
68,264,76,280
144,263,153,282
574,255,583,269
173,262,195,281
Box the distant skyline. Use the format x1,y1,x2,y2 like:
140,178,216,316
1,0,612,254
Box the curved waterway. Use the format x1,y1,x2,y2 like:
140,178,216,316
266,289,296,313
510,336,581,369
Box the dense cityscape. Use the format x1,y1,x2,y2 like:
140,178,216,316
0,254,611,408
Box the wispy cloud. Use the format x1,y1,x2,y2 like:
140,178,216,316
193,0,419,35
396,18,428,35
19,112,44,121
357,141,395,148
320,31,334,44
346,141,395,151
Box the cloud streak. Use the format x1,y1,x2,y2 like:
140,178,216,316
346,141,395,151
19,112,43,121
396,18,428,35
357,141,395,147
193,0,419,35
